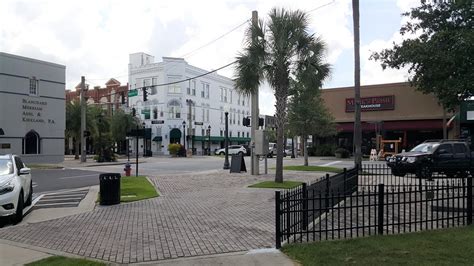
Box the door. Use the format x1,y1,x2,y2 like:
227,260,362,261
433,144,454,173
453,143,469,170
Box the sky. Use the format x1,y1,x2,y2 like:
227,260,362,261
0,0,420,116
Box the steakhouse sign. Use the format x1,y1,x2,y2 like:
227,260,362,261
345,95,395,112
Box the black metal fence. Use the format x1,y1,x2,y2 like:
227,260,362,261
275,164,473,248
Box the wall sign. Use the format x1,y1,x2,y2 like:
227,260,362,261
21,98,55,124
345,95,395,112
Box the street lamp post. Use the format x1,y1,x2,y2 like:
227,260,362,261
207,125,211,156
182,121,186,157
223,111,230,169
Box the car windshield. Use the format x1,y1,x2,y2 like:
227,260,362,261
0,159,14,175
410,143,440,153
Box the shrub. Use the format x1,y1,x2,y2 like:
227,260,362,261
334,147,350,158
168,143,181,156
309,144,336,156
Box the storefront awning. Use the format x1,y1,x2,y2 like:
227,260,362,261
152,136,162,142
337,119,447,132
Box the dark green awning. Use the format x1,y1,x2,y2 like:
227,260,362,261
152,136,162,142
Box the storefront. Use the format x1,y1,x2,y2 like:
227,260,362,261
321,82,456,155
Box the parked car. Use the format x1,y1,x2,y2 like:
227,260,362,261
386,139,472,178
267,142,287,158
215,145,247,156
0,154,33,223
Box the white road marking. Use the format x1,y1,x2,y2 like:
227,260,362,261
59,174,99,179
32,182,38,188
320,161,342,166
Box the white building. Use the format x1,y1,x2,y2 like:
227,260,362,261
0,52,65,163
128,53,252,155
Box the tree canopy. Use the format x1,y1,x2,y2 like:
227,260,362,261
371,1,473,111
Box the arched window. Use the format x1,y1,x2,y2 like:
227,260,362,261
168,99,181,119
24,130,40,154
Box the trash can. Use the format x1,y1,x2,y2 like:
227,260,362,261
99,173,121,205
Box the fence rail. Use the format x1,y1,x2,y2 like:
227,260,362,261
275,164,473,248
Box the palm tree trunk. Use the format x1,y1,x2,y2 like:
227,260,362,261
275,91,287,183
303,135,308,166
74,137,80,160
352,0,362,168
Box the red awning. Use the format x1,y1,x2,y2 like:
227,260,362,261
337,120,446,132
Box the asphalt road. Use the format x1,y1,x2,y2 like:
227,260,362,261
31,169,105,193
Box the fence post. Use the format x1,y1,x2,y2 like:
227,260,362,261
302,183,308,230
275,191,281,249
325,173,330,212
468,177,472,225
343,168,347,194
377,183,385,235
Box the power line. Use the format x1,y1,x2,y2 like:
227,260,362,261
308,0,335,13
179,19,249,59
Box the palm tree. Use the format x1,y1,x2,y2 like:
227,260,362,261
235,8,326,183
66,100,82,159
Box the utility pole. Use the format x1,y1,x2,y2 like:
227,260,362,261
251,10,259,175
352,0,362,169
80,76,87,163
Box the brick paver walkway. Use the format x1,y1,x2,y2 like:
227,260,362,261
0,170,318,263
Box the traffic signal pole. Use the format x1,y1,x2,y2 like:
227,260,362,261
251,10,259,175
80,76,87,163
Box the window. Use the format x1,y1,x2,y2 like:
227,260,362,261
224,88,227,102
187,79,191,94
220,111,223,124
238,132,240,137
220,130,223,137
168,85,181,94
168,100,181,119
242,97,245,106
247,132,249,138
206,109,209,122
29,77,39,96
230,90,233,104
153,108,158,119
238,111,241,125
202,108,205,122
205,84,210,98
438,144,453,154
454,144,466,154
152,78,158,85
192,106,196,121
201,83,206,98
160,108,164,117
192,80,196,96
220,88,223,101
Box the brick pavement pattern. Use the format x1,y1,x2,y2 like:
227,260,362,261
0,170,317,263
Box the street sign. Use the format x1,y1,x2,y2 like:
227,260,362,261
194,122,203,126
128,89,138,97
151,120,165,124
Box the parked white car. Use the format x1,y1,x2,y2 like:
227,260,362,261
215,145,247,156
267,143,287,158
0,154,32,223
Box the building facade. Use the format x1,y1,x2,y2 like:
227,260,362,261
321,82,457,154
65,78,129,115
128,53,252,155
0,52,65,163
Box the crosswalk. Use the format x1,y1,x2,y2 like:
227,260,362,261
32,189,89,210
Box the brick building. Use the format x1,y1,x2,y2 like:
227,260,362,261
65,78,129,115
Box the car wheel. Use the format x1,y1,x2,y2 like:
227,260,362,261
25,181,33,206
416,164,432,179
219,152,225,155
14,191,24,224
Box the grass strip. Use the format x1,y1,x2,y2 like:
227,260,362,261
26,256,106,266
248,180,303,189
283,165,342,173
282,226,474,266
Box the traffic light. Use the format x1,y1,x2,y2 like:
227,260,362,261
243,117,250,127
83,130,91,137
132,108,136,116
142,87,148,101
259,117,264,127
121,92,125,104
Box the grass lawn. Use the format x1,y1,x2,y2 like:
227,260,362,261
248,180,303,189
282,226,474,265
98,176,159,203
283,165,342,173
26,256,106,266
120,176,159,202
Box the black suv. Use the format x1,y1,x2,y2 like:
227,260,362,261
386,140,472,178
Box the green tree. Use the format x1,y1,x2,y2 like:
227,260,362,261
371,1,473,111
110,109,136,154
288,89,334,166
65,100,82,159
235,8,325,183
